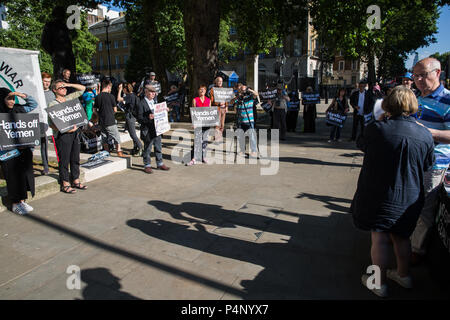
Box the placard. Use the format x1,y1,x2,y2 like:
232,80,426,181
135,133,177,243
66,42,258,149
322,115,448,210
154,101,171,136
164,92,179,103
259,89,277,100
287,100,300,110
213,87,235,103
302,93,320,104
0,113,40,151
190,107,219,127
48,98,88,133
326,112,347,128
76,74,98,87
262,102,272,112
364,112,374,126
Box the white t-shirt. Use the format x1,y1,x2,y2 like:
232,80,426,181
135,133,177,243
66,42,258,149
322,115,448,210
373,99,384,121
357,91,365,115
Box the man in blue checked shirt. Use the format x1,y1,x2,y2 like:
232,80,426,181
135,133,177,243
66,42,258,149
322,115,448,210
411,57,450,265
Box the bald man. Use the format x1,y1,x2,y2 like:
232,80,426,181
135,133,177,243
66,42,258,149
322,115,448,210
410,57,450,264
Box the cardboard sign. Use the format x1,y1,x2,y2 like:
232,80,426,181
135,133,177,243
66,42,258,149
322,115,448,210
326,112,347,128
48,98,89,133
190,107,219,127
0,113,40,151
154,101,171,136
259,89,277,100
302,93,320,104
0,47,51,136
213,87,234,103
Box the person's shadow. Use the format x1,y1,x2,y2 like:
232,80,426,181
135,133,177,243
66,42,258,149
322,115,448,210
80,268,141,300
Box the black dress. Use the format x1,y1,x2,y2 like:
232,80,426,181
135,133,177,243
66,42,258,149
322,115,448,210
0,97,37,203
350,115,435,237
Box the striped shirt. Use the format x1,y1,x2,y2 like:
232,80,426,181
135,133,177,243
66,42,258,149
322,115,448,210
236,96,254,125
416,84,450,170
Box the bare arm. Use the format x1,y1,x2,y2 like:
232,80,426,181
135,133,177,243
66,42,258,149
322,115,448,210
65,83,86,92
428,128,450,144
117,84,124,103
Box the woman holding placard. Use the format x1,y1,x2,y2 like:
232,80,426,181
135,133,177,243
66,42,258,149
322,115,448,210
326,87,349,143
0,88,38,215
186,85,211,166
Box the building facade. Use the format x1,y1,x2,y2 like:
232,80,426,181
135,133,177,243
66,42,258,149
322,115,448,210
89,14,130,82
0,5,9,30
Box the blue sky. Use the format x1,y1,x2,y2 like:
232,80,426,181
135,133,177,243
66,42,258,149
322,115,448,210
405,5,450,69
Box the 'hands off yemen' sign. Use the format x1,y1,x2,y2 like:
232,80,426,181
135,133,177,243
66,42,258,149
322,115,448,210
0,113,40,151
190,107,219,127
48,99,88,133
213,87,234,103
259,89,277,100
302,93,321,104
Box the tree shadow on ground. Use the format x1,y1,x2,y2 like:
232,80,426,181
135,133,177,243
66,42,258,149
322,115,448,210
125,200,448,299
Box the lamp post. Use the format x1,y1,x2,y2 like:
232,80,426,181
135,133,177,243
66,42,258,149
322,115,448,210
104,16,112,79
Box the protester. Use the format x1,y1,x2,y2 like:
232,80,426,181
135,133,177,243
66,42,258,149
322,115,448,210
186,85,212,166
286,90,300,132
94,79,124,157
136,85,170,173
41,72,54,176
209,76,228,142
117,83,142,156
0,89,38,214
166,85,181,123
410,57,450,265
81,86,97,121
326,88,349,142
48,80,87,194
270,83,289,140
349,80,373,141
402,72,419,97
62,68,75,94
235,84,259,158
351,85,435,297
302,86,317,133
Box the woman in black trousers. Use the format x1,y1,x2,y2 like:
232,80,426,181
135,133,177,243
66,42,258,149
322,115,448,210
0,88,38,215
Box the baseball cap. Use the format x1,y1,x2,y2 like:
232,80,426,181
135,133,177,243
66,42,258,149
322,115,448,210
149,72,156,76
402,72,413,80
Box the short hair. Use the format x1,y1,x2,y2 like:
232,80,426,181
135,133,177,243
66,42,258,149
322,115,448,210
198,84,207,90
214,76,223,84
123,83,133,93
381,85,418,116
102,79,112,88
51,79,64,91
42,72,52,79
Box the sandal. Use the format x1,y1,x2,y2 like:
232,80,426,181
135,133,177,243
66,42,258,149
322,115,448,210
61,185,76,194
72,182,88,190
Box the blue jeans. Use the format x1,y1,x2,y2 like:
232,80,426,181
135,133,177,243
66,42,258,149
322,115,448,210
239,122,257,153
143,135,163,167
170,105,181,122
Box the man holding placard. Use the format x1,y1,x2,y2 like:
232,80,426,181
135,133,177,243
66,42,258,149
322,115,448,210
48,79,87,194
136,85,170,174
210,77,231,142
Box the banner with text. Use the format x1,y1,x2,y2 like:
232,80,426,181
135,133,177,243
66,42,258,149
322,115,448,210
0,113,40,151
190,107,219,127
302,93,321,104
48,98,88,133
326,112,347,128
213,87,235,103
259,89,277,100
154,102,171,136
164,92,179,103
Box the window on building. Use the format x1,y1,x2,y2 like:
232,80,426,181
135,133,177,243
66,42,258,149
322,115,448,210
294,39,302,57
352,60,357,70
115,56,120,68
98,42,103,51
123,55,128,64
123,39,127,48
338,60,344,71
351,75,357,85
229,26,236,35
99,57,103,69
114,40,119,49
276,47,283,57
92,59,96,68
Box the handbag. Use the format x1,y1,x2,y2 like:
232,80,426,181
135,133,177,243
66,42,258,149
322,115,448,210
0,149,21,161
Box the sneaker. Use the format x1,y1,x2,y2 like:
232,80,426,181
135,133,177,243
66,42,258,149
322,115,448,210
20,202,34,212
12,203,28,215
386,269,413,289
249,152,259,159
186,159,196,166
361,274,388,298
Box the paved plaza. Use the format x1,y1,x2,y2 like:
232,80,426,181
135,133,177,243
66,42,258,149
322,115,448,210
0,103,448,300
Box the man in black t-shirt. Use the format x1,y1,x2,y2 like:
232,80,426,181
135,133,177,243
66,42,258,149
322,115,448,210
94,79,124,157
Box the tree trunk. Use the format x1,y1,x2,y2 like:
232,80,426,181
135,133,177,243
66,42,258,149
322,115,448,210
183,0,220,107
142,1,169,95
367,45,377,89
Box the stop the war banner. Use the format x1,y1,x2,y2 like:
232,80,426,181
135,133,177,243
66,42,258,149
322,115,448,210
259,89,277,100
213,87,234,103
48,98,89,133
0,113,40,151
302,93,321,104
0,47,51,136
190,107,219,127
154,102,171,136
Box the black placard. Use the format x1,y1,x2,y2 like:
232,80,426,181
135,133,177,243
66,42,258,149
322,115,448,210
0,113,40,151
48,99,89,133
